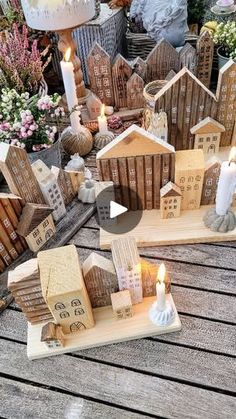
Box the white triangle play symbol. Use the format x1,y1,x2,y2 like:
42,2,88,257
110,201,128,219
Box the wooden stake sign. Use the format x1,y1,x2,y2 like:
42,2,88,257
196,31,214,89
87,43,114,106
0,143,45,204
112,54,132,109
127,73,145,110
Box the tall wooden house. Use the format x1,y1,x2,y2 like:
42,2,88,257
82,252,118,308
160,181,182,219
111,236,142,305
175,150,205,210
38,245,94,334
201,157,221,206
96,124,175,210
191,117,225,154
17,203,55,252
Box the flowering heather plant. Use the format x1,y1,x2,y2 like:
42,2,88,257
213,21,236,60
0,24,50,94
0,89,65,152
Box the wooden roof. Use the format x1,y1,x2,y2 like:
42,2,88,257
17,203,53,237
96,125,175,159
190,117,225,135
160,182,182,198
204,156,221,173
83,252,116,277
41,322,63,342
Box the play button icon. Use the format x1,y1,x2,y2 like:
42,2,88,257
110,201,128,219
95,184,143,235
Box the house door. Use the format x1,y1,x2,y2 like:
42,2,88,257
208,144,215,153
45,229,54,240
70,322,86,333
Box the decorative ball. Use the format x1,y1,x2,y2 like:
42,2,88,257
78,179,96,203
108,115,123,130
94,131,115,150
61,126,93,157
203,208,236,233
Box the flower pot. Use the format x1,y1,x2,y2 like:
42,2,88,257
28,138,62,169
217,46,235,70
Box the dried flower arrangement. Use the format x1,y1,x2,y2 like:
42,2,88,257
0,24,50,95
213,21,236,60
0,89,65,152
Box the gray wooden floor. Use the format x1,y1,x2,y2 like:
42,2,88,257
0,155,236,418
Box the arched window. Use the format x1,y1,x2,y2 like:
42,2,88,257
60,311,70,319
75,308,85,316
71,299,81,307
55,303,65,310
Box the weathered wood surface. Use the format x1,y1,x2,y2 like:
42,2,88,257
1,177,236,417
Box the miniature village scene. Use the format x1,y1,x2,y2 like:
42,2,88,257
0,0,235,363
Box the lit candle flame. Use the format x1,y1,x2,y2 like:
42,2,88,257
64,48,72,63
101,104,105,118
157,263,166,284
229,147,236,165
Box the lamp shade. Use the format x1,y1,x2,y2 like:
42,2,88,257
21,0,95,31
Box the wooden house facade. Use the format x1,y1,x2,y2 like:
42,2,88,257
96,125,175,210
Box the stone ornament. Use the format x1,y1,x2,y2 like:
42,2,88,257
64,153,85,172
94,132,115,150
61,126,93,157
78,180,96,203
203,208,236,233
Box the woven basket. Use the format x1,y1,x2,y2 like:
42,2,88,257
143,80,168,129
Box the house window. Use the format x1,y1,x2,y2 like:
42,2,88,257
198,145,203,149
174,199,177,203
188,176,194,183
195,176,201,182
55,303,65,310
198,137,204,143
206,137,211,142
75,308,85,316
36,237,42,246
33,229,40,238
194,184,199,190
169,199,172,204
187,185,191,191
43,219,49,228
71,299,81,307
205,189,211,197
180,177,185,183
164,200,168,204
213,136,218,141
60,311,70,319
174,205,177,209
206,179,213,186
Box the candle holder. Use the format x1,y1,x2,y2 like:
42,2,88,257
94,131,115,150
149,299,175,327
61,126,93,157
203,208,236,233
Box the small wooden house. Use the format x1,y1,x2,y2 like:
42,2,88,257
17,203,55,252
41,322,65,349
111,290,133,320
160,181,182,219
201,157,221,206
191,117,225,154
95,181,116,227
38,245,94,334
32,160,66,222
97,124,175,210
82,252,118,308
111,236,142,304
175,150,205,210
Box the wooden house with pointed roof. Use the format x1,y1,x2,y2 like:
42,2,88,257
17,203,55,252
201,157,221,206
160,181,182,219
191,117,225,154
96,124,175,210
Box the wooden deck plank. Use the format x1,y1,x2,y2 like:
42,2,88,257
71,226,236,270
0,377,144,419
0,339,235,419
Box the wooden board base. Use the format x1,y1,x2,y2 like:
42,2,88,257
27,295,181,360
100,205,236,249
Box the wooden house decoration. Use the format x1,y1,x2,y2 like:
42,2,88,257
201,157,221,206
196,31,214,89
95,181,116,227
17,203,55,252
82,252,118,308
133,57,147,81
160,181,182,219
190,117,225,154
154,61,236,150
146,39,179,82
0,143,45,204
32,160,66,222
87,43,114,106
112,54,132,109
111,236,142,304
41,322,65,349
175,149,205,210
38,245,94,334
86,92,103,120
127,73,144,110
8,258,53,324
51,166,76,206
97,124,175,210
111,290,133,320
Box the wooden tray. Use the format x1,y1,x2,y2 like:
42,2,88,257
27,295,181,360
99,205,236,249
